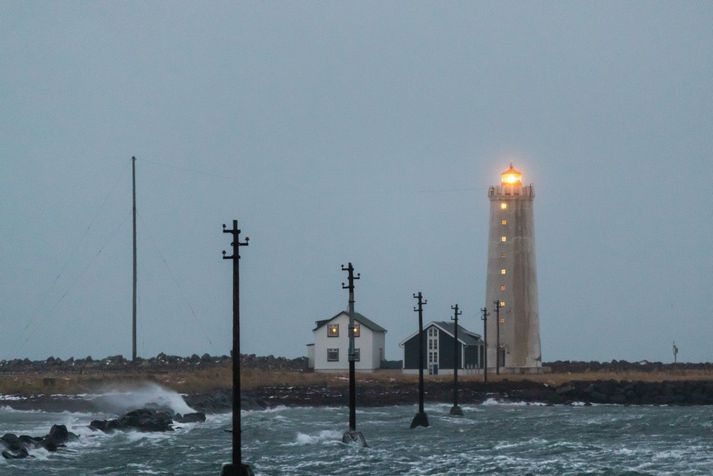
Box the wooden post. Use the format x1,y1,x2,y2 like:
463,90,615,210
449,304,463,416
341,263,367,446
481,307,488,384
221,220,253,476
410,292,429,428
131,156,137,362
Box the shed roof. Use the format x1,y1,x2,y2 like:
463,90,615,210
399,320,481,347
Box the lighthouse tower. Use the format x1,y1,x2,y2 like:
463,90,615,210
485,164,542,371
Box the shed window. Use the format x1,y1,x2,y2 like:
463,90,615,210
327,324,339,337
327,348,339,362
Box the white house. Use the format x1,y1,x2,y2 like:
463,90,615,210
307,311,387,372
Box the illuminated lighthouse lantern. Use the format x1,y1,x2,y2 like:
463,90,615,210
485,164,542,371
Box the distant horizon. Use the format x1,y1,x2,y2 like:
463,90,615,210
0,351,706,366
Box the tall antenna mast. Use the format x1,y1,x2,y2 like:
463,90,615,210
132,156,138,362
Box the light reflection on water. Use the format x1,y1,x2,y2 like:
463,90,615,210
2,402,713,475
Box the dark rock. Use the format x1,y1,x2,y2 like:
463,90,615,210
1,433,25,452
174,412,206,423
555,383,575,395
2,447,29,459
118,409,173,432
41,424,78,451
90,419,120,433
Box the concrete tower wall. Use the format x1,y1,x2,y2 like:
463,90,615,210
485,182,542,369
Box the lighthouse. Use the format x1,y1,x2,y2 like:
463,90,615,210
485,164,542,371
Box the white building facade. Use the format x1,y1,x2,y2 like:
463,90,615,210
308,311,386,372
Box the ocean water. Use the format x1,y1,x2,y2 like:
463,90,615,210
2,397,713,475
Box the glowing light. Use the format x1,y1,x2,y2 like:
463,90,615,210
500,163,522,186
500,268,507,275
501,219,507,225
501,236,507,242
500,203,508,210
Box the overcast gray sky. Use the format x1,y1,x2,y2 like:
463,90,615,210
2,2,712,362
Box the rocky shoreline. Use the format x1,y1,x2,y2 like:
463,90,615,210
4,379,713,415
243,379,713,408
2,355,713,412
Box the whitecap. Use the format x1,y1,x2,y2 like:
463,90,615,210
289,429,343,446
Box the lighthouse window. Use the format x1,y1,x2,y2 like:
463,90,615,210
500,284,506,292
501,219,507,225
327,324,339,337
500,203,508,210
500,268,507,275
501,236,507,242
327,348,339,362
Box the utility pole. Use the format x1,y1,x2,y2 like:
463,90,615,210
481,307,488,384
494,300,501,375
410,291,429,428
673,341,679,364
450,304,463,416
221,220,253,476
131,156,137,362
341,262,367,446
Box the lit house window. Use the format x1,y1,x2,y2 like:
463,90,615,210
499,284,506,292
500,268,507,275
500,301,506,308
353,348,361,362
501,219,507,225
501,236,507,242
327,348,339,362
327,324,339,337
500,203,508,210
350,323,361,337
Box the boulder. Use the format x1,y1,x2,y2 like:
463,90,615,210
2,427,80,459
89,419,120,433
41,425,78,451
174,412,206,423
118,409,174,432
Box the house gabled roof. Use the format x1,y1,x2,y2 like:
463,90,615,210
313,311,387,333
398,320,481,347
